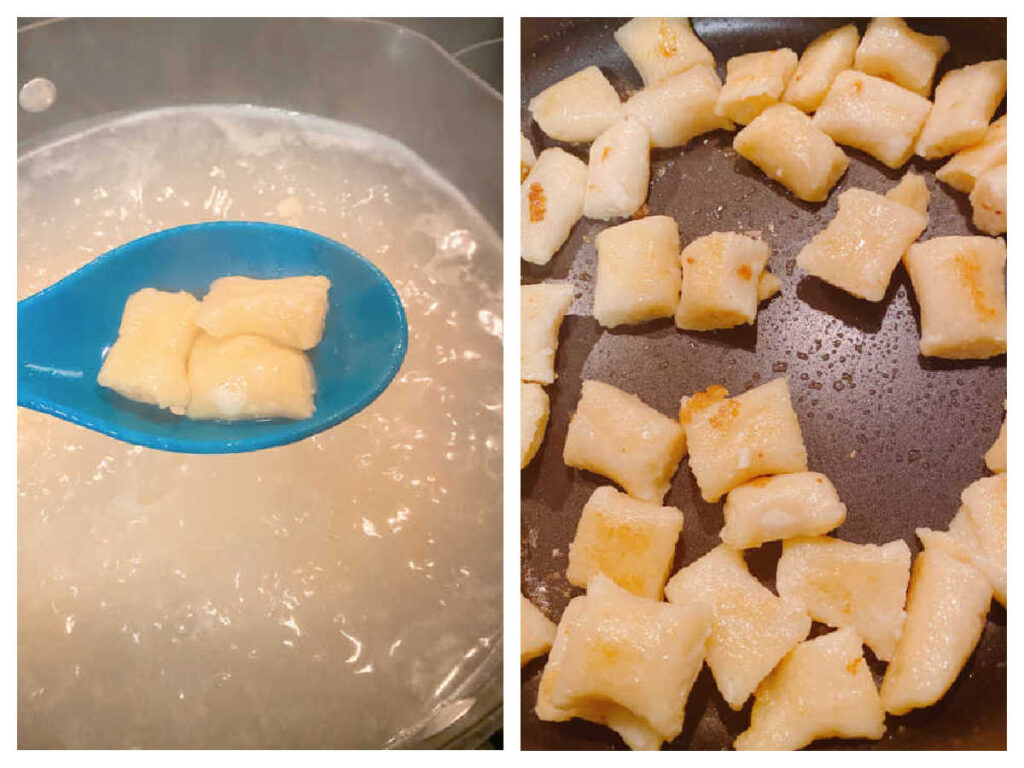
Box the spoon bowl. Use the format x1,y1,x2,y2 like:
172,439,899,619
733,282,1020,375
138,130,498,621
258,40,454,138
17,221,408,453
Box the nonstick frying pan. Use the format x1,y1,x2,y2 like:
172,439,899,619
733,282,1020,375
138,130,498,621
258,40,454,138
521,17,1006,751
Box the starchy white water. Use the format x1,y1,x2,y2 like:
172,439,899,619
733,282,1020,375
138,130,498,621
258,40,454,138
18,105,502,748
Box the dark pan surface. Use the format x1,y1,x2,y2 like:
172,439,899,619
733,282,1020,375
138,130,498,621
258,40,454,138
521,17,1006,751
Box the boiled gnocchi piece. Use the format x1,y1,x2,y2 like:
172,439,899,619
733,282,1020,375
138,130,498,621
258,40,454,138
521,148,588,266
813,70,932,169
675,231,775,331
854,18,949,97
583,117,651,221
783,23,859,113
936,115,1006,193
624,65,734,148
970,164,1007,236
521,595,556,666
735,628,885,750
593,216,681,328
97,288,200,415
734,103,849,202
528,65,625,143
796,182,928,302
917,60,1007,159
614,17,715,87
521,382,550,469
776,536,912,661
960,474,1007,605
665,545,811,710
186,333,315,420
903,235,1007,359
521,133,537,182
716,48,799,126
985,411,1007,473
536,574,712,750
196,275,330,351
521,282,574,384
567,486,684,599
721,472,847,550
564,380,687,503
885,171,931,215
879,547,992,715
678,378,808,503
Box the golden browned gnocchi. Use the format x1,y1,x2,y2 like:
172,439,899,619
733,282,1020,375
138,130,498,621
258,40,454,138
716,48,799,126
903,235,1007,359
624,65,734,148
564,380,687,503
536,574,712,750
583,117,651,220
813,70,932,168
613,17,715,87
970,163,1007,235
936,115,1006,193
528,65,625,143
734,103,849,202
665,545,811,710
521,282,574,384
917,60,1007,159
567,485,684,599
854,18,949,97
521,382,550,469
521,148,588,266
521,595,556,666
783,23,859,113
593,216,681,328
679,378,808,503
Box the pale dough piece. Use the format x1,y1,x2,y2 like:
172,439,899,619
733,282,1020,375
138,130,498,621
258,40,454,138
936,115,1006,193
970,164,1006,236
783,23,859,113
624,66,734,148
521,133,537,182
583,117,651,221
521,148,588,266
186,333,315,421
735,628,885,750
917,60,1007,159
853,17,949,97
679,378,808,503
734,103,849,202
721,472,847,549
97,287,200,415
985,413,1006,473
959,474,1007,605
521,282,573,384
665,545,811,710
613,17,715,87
564,380,686,503
521,595,556,666
521,382,550,469
195,275,330,351
758,271,783,301
776,536,912,661
567,486,684,599
879,547,992,715
918,508,1006,608
528,66,625,143
716,48,798,126
885,171,930,216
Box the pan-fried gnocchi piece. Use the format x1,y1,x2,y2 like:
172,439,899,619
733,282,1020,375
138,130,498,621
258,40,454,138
528,65,625,143
885,171,931,215
665,545,811,710
813,70,932,168
936,115,1006,193
521,282,573,384
521,382,550,469
903,235,1007,359
521,595,556,666
564,380,687,503
918,507,1006,608
614,17,715,87
567,486,684,599
679,378,808,503
960,474,1007,604
970,164,1007,236
593,216,681,328
986,412,1007,473
521,148,587,266
735,628,886,751
796,183,928,302
917,60,1007,159
721,472,847,549
536,574,711,750
675,231,775,331
879,547,992,715
716,48,799,126
734,103,849,202
758,271,783,300
776,537,912,661
854,18,949,97
583,117,651,221
783,23,859,113
624,66,734,148
521,133,536,182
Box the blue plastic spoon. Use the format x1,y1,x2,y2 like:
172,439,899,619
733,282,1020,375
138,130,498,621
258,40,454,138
18,221,408,454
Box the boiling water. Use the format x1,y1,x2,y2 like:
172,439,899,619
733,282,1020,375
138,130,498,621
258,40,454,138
18,105,502,748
